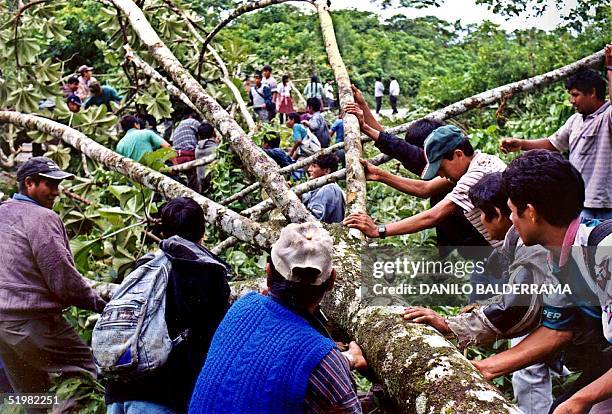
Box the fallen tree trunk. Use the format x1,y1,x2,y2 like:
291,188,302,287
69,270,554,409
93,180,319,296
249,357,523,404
0,111,276,249
325,225,519,413
314,0,366,240
110,0,314,224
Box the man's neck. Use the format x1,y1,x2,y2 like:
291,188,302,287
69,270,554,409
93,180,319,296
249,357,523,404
541,224,571,262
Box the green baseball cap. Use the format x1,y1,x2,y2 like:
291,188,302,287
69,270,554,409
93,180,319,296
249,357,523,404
421,125,466,180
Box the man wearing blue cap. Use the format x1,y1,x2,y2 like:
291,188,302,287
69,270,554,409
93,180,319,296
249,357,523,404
344,125,506,247
0,157,106,411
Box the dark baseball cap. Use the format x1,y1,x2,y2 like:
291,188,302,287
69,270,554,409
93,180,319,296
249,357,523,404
421,125,467,180
16,157,74,182
66,93,82,106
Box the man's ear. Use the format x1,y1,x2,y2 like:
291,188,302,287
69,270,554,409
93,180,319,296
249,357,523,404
492,207,503,224
326,269,336,292
525,203,538,223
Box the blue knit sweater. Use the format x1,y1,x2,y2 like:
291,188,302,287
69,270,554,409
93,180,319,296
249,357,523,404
189,292,335,414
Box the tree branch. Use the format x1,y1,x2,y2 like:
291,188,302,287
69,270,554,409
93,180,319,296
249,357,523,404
123,45,202,116
161,0,257,131
0,110,276,249
168,153,216,172
196,0,301,80
109,0,314,224
390,49,606,135
314,0,366,240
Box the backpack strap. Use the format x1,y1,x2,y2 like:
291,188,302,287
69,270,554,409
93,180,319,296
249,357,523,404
586,220,612,279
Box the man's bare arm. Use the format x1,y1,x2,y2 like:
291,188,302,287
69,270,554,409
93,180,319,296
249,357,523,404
471,326,573,380
377,173,452,198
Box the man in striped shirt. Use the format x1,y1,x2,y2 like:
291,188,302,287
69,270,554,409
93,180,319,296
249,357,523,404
344,125,506,248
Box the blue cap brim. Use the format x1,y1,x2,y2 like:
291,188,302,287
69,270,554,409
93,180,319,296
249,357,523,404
421,159,441,181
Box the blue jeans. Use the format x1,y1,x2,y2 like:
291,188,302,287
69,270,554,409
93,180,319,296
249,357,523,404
581,208,612,220
107,401,177,414
511,336,553,414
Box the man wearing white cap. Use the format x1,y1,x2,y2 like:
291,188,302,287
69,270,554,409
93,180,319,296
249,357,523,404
76,64,97,100
190,222,369,414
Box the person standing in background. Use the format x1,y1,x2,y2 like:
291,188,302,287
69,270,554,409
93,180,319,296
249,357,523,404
389,76,400,115
374,77,384,115
277,75,295,124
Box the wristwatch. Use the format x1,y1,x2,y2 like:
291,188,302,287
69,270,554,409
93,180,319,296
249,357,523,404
377,224,387,239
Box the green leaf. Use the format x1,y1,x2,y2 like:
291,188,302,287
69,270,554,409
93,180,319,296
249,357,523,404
139,148,177,171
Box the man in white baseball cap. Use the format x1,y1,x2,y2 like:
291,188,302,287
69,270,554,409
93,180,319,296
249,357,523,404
76,64,97,99
190,222,370,413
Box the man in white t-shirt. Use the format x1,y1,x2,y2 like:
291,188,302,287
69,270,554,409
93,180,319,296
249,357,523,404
389,76,400,114
344,125,506,247
374,77,384,115
262,65,278,105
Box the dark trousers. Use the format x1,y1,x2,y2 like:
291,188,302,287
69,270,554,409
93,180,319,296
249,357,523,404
390,95,398,114
375,97,382,114
0,314,96,414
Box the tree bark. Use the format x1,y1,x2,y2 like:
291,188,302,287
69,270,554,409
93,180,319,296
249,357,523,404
109,0,314,224
201,0,300,51
324,226,519,413
314,0,366,241
160,0,257,132
0,111,276,249
123,45,202,116
168,153,216,172
220,139,368,206
390,49,606,135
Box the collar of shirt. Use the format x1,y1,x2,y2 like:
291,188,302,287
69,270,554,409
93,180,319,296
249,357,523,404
582,101,610,121
12,193,41,206
548,216,581,269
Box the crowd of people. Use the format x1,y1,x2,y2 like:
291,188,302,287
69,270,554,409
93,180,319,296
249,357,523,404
0,45,610,414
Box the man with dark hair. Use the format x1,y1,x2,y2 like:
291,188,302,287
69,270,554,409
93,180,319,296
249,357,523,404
389,76,400,115
84,81,123,110
472,150,612,414
190,222,368,413
261,64,278,104
374,77,384,114
500,51,612,220
61,76,80,98
66,93,82,113
344,87,489,258
116,115,171,162
105,197,231,414
171,112,202,165
302,97,331,148
402,172,556,414
250,70,274,123
0,157,106,410
287,112,321,161
343,107,503,247
261,132,302,180
302,154,345,224
193,122,220,192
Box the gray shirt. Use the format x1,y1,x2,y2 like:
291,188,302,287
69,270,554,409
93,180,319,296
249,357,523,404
548,102,611,208
302,183,345,224
308,112,331,148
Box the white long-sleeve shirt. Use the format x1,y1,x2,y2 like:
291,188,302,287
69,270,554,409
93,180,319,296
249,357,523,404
374,81,384,98
389,80,400,97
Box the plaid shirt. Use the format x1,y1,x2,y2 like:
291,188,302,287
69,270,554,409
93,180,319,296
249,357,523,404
548,102,611,209
304,348,362,413
171,118,200,151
